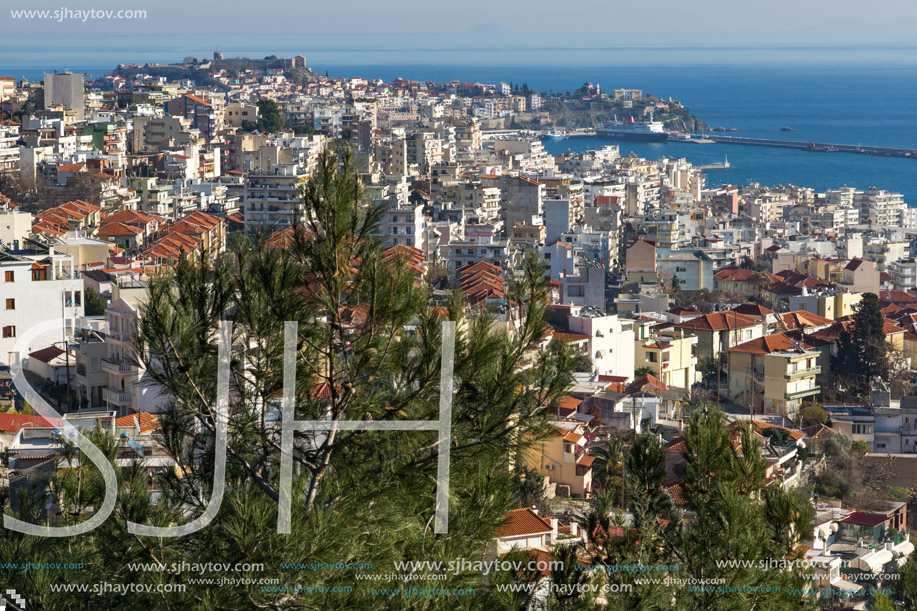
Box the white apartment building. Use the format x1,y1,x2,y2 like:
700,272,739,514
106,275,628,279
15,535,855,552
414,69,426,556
0,249,84,368
0,123,20,172
856,188,905,228
243,164,308,231
566,308,635,379
102,296,168,417
377,204,424,250
890,258,917,292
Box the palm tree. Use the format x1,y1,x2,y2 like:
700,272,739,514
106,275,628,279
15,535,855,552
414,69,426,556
590,440,624,498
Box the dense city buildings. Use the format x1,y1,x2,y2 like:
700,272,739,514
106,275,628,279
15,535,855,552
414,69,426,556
2,51,917,609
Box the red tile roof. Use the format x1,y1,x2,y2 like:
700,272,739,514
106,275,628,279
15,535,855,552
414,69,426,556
728,332,813,355
776,311,834,331
497,508,553,537
675,311,760,332
114,412,160,434
841,512,887,528
0,413,63,434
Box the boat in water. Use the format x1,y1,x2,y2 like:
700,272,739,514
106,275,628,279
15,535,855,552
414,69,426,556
542,129,568,141
596,116,668,142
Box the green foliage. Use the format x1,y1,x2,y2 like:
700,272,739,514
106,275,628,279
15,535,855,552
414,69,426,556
567,347,594,373
256,98,285,133
225,230,250,251
831,292,889,398
761,426,792,446
797,403,829,427
0,145,578,609
816,433,895,508
551,410,818,610
83,286,107,316
892,555,917,609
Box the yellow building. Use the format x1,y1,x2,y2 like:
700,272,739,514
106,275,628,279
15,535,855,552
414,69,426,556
802,258,847,284
524,422,594,498
727,333,821,418
635,329,698,389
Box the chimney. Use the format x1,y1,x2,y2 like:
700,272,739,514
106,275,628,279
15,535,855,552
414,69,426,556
550,517,558,538
531,505,538,515
571,522,579,537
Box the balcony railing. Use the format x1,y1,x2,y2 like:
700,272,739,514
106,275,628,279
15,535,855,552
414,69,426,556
786,366,821,380
786,386,821,401
103,388,132,406
101,357,137,375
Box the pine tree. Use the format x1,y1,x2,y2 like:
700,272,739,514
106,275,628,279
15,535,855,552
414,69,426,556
832,292,889,397
1,146,576,609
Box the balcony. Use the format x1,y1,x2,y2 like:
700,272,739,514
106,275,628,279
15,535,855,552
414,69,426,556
786,366,821,380
102,357,138,375
103,388,132,406
107,330,132,344
786,386,821,401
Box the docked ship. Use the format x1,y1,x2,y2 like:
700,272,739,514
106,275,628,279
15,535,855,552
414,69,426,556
596,116,668,142
542,128,568,141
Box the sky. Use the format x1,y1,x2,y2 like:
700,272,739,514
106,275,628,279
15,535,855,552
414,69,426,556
4,0,917,42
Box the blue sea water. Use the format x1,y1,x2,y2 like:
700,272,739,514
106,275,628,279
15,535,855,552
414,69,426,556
2,36,916,203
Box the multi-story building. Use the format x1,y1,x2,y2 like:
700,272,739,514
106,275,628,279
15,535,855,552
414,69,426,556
635,328,698,390
101,295,169,417
0,123,20,172
727,333,820,418
559,261,605,310
376,203,424,249
856,188,905,228
564,307,635,379
444,236,510,273
243,164,308,231
891,259,917,292
674,311,766,360
524,420,593,498
44,72,85,120
166,94,218,142
0,248,84,368
72,328,108,409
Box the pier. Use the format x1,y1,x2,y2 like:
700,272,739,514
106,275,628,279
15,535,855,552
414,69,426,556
697,157,730,171
703,135,917,159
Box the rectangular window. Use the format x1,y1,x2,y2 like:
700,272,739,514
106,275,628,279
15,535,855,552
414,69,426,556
4,299,13,310
4,271,13,282
647,352,658,363
2,326,14,338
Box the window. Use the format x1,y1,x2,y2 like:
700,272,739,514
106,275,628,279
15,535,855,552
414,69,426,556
4,299,13,310
563,443,573,453
91,357,101,372
647,352,658,363
2,326,14,338
576,465,590,476
4,271,12,282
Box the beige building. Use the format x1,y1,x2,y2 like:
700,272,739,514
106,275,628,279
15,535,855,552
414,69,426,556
635,328,697,389
524,421,594,498
625,237,657,283
674,311,766,360
727,333,820,418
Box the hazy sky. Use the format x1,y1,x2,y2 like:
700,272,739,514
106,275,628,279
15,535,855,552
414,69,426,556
5,0,917,40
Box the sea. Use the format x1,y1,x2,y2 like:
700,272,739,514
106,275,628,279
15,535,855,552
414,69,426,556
2,35,917,203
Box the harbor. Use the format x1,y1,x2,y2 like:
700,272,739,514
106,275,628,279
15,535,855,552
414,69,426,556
702,134,917,159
